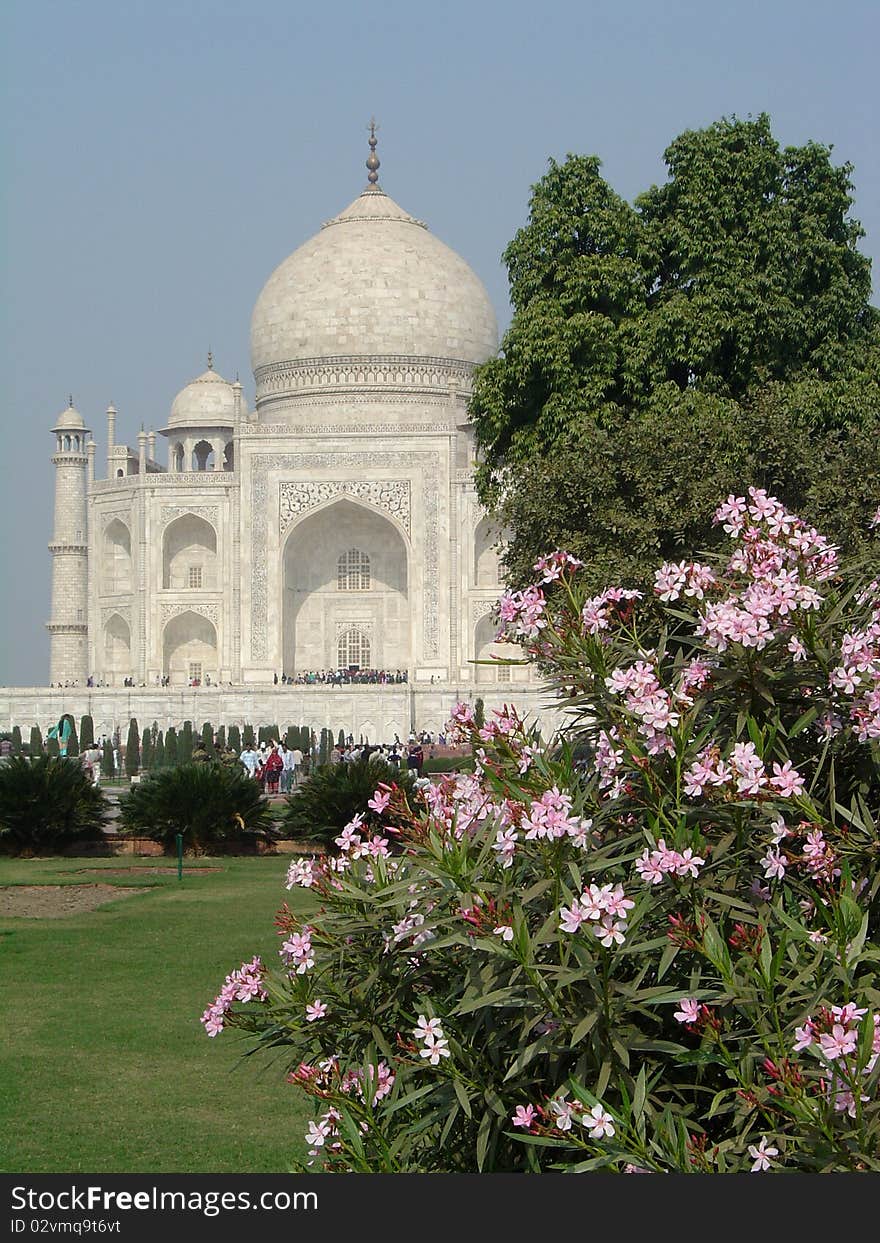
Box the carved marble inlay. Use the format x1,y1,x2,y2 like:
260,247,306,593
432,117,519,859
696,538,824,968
159,602,219,628
161,505,219,529
249,453,440,662
101,605,132,627
279,480,410,537
471,597,498,628
100,510,131,530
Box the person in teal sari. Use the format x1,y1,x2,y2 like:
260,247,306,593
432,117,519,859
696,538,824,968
47,713,74,758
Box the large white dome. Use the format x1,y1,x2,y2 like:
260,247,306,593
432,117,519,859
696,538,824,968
250,184,498,413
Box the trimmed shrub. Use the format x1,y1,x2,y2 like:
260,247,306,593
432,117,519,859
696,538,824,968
216,725,226,751
79,715,94,750
228,725,241,754
243,723,255,748
0,756,108,853
11,726,22,755
178,722,194,765
165,726,178,765
279,757,417,847
201,722,214,754
102,738,115,779
119,762,273,852
125,719,140,776
29,726,43,757
154,731,165,769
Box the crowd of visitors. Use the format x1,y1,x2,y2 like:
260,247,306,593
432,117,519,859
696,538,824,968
282,669,409,685
237,740,304,793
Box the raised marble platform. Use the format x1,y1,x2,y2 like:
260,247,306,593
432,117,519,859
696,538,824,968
0,684,569,744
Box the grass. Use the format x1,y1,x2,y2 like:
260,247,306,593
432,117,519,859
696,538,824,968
0,855,314,1172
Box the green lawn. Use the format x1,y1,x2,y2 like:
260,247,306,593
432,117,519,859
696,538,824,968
0,855,313,1172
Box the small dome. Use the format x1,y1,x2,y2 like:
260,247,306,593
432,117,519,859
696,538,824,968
53,401,85,431
168,363,236,428
250,185,498,411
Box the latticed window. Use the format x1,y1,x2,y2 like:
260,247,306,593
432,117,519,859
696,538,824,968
188,662,202,683
188,565,203,589
497,664,511,683
337,548,371,591
337,628,371,670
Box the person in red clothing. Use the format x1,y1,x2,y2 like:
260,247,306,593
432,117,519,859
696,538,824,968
264,743,284,794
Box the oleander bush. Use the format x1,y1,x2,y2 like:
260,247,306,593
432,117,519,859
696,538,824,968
119,762,272,852
0,756,109,853
202,489,880,1172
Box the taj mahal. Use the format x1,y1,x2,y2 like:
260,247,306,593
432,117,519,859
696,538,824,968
0,130,564,743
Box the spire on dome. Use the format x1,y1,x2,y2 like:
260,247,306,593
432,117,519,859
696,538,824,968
207,348,213,370
68,394,74,408
366,117,380,187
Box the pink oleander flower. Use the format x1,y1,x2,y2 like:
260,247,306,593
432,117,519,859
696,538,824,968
818,1024,858,1060
674,998,701,1025
420,1034,451,1065
594,916,627,947
769,760,805,797
761,848,787,881
533,550,584,583
583,1103,615,1140
748,1136,778,1172
306,1000,328,1022
413,1015,443,1041
549,1096,575,1132
512,1104,537,1128
793,1021,815,1051
367,786,392,814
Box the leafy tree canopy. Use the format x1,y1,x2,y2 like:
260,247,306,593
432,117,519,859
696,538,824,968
470,115,879,587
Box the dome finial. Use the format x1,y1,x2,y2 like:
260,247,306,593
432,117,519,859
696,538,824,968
68,394,74,408
366,117,380,186
207,347,213,371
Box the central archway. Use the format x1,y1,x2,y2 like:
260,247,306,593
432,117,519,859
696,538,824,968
282,498,409,676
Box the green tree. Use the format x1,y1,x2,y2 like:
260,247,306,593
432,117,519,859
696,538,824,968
154,730,165,769
102,738,115,779
29,726,43,756
216,725,226,751
201,722,215,755
79,715,94,750
474,698,485,730
228,724,242,753
165,727,178,767
243,723,255,748
337,729,346,748
470,115,880,589
179,721,194,764
11,726,22,755
125,719,140,777
140,727,153,771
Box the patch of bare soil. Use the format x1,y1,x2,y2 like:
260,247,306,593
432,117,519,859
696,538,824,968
76,866,221,876
0,884,147,919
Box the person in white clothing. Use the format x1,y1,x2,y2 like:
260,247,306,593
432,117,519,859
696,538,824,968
240,746,259,778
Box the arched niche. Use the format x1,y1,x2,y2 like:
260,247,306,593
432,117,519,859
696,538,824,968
474,515,502,586
162,611,217,686
103,519,132,593
282,498,409,676
172,443,185,472
162,514,217,590
103,614,131,683
192,440,214,471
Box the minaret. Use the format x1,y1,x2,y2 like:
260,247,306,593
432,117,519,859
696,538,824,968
47,398,90,684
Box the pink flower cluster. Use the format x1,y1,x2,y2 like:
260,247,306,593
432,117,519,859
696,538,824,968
533,550,584,584
286,857,324,889
634,839,705,885
333,815,393,864
605,659,679,756
831,618,880,742
654,560,717,602
543,1094,616,1138
522,786,593,845
683,742,805,800
446,700,476,745
498,584,548,640
581,587,642,636
594,728,625,797
280,927,315,974
559,880,634,947
793,1005,879,1117
200,956,268,1037
413,1015,451,1065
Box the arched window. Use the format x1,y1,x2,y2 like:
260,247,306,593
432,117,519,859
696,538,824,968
337,628,371,670
337,548,370,591
172,443,184,472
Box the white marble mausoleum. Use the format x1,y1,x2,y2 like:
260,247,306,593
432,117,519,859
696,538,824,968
1,132,565,742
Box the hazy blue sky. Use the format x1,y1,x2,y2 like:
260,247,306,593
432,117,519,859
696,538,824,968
1,0,877,685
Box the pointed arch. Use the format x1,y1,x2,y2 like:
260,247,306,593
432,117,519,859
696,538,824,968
162,610,218,686
162,513,217,589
